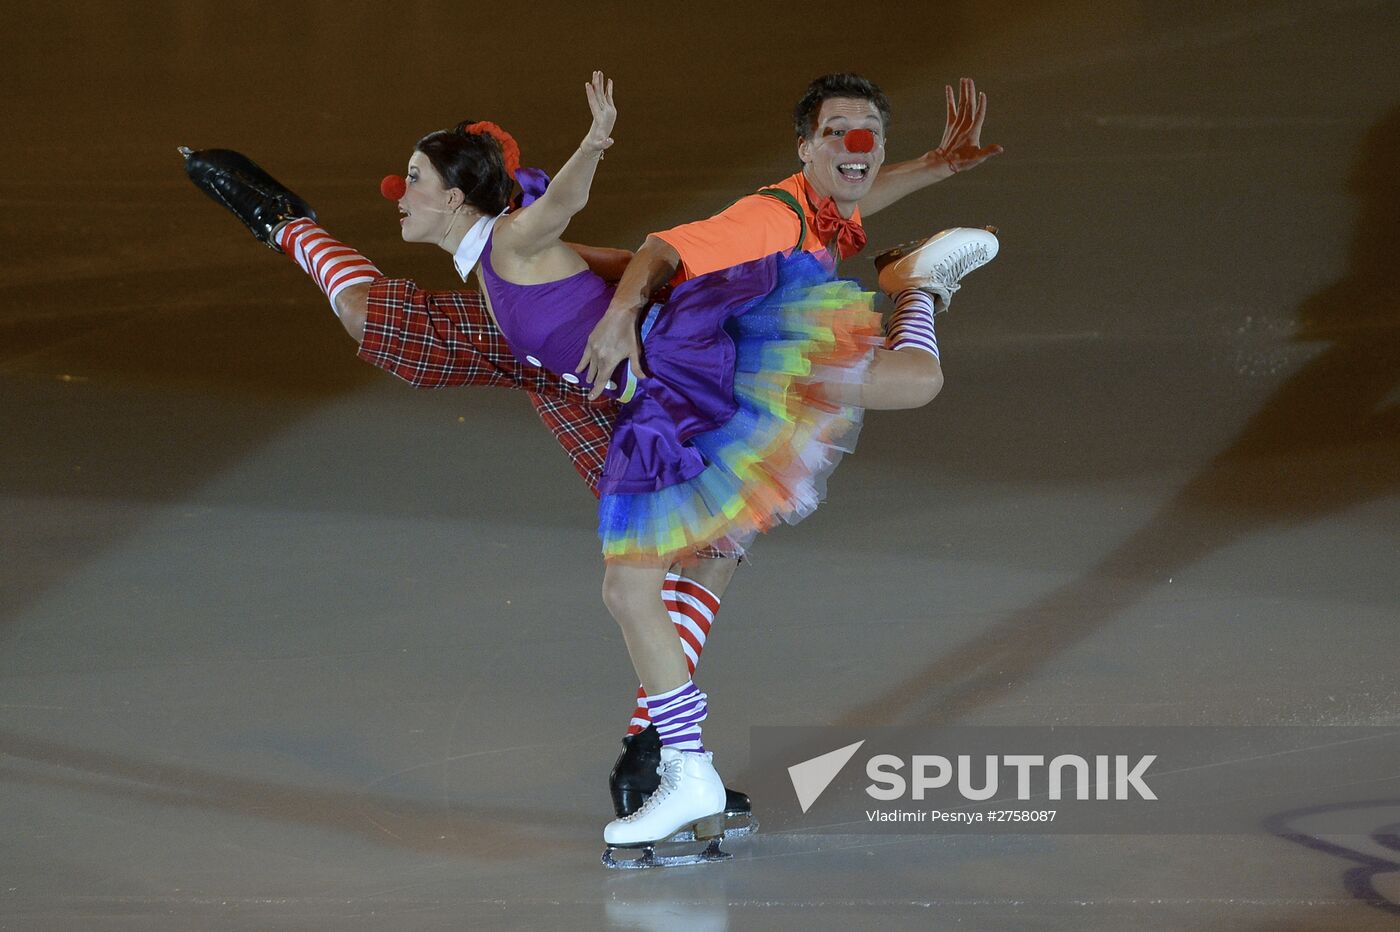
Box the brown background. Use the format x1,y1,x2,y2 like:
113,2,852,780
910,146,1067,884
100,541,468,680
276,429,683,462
2,1,1398,928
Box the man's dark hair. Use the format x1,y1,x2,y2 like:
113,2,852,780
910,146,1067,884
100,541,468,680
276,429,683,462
792,73,891,139
415,124,514,216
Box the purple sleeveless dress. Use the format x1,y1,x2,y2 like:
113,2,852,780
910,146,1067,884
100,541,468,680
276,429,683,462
479,235,782,495
478,231,878,562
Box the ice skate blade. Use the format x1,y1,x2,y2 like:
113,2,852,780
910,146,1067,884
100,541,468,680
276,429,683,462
602,837,731,870
671,813,758,842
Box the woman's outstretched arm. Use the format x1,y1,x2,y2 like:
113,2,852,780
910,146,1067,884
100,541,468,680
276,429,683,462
498,71,616,252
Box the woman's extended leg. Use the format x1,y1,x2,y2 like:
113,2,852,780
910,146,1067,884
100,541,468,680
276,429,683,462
333,281,371,342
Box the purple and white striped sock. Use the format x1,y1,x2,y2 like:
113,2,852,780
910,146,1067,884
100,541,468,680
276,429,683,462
886,289,939,359
644,680,708,753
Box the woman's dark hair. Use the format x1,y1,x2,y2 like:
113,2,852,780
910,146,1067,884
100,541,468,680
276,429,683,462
415,124,514,216
792,73,892,139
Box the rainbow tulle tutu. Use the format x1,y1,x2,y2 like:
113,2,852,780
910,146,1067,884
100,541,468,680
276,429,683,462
597,250,881,564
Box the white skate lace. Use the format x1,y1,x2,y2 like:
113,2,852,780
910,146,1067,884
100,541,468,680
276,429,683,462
927,243,991,296
618,757,682,823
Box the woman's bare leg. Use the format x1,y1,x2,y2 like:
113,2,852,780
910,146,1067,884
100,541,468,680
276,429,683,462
603,563,691,695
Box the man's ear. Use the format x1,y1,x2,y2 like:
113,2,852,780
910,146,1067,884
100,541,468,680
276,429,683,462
796,135,812,165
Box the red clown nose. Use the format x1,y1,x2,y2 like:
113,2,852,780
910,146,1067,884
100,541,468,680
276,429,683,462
844,129,875,153
380,174,407,201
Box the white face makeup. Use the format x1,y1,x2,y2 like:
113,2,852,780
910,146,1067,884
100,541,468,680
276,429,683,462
797,97,886,211
397,151,462,243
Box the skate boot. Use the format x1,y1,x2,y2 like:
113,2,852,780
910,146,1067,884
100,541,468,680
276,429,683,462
610,724,757,838
602,747,729,869
178,147,317,252
874,227,999,312
610,727,662,819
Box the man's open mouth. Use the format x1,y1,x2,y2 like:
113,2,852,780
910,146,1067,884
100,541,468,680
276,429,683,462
837,162,869,181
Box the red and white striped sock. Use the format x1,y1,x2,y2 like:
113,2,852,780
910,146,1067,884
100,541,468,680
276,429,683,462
627,573,721,735
274,218,382,315
886,289,939,359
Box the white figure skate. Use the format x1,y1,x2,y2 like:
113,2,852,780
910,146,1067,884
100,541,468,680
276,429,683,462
874,226,999,312
602,748,730,869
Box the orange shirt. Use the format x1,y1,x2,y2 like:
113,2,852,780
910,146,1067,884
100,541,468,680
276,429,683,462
653,172,862,282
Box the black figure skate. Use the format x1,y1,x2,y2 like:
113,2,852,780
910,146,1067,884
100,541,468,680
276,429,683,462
178,147,317,251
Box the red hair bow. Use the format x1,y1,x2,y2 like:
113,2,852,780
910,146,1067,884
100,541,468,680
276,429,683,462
461,121,521,180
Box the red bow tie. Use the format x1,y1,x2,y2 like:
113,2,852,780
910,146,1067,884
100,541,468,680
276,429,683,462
811,196,867,259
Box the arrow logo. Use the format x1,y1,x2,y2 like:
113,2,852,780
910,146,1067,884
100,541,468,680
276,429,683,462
788,740,866,813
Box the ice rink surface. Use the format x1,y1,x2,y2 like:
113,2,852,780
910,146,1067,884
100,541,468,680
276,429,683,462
2,1,1398,928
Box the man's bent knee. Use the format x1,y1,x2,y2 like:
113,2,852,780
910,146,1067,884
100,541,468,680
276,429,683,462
897,349,944,407
913,361,944,407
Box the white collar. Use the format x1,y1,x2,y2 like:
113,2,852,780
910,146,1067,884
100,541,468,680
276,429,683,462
452,213,501,281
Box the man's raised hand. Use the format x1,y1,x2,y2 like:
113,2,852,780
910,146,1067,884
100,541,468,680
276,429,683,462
932,77,1003,174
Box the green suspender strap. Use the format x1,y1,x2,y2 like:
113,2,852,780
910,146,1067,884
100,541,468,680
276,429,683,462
755,187,808,252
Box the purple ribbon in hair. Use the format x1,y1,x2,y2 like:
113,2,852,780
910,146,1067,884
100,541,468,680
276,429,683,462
515,166,551,208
